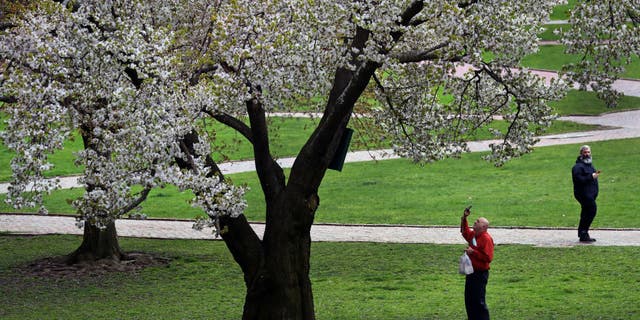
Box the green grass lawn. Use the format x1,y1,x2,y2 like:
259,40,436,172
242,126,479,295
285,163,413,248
549,0,576,21
0,234,637,320
252,138,639,228
552,90,640,115
520,44,579,71
0,113,608,181
0,117,326,181
521,45,640,79
3,137,638,228
538,24,565,41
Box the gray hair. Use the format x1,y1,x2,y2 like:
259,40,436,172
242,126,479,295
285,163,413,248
579,145,591,155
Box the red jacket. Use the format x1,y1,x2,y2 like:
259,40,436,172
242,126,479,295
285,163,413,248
461,219,494,271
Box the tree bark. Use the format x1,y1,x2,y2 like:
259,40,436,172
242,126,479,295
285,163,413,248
234,188,317,320
66,220,124,264
223,40,378,320
65,122,126,264
206,5,428,317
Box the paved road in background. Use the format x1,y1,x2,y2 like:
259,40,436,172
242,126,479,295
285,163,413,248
1,70,639,247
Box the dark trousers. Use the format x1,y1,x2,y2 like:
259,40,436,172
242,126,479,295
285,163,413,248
576,197,597,238
465,270,490,320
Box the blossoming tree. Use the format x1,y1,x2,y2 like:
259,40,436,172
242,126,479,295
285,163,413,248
2,0,635,319
559,1,640,107
0,0,244,262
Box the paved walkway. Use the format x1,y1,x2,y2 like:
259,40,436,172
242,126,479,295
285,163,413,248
2,213,639,247
1,70,640,247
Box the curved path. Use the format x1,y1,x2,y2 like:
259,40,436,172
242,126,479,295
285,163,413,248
1,72,640,247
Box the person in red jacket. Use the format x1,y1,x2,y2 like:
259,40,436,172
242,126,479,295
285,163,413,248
460,207,494,320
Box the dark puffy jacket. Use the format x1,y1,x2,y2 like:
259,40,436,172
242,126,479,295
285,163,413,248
572,157,599,200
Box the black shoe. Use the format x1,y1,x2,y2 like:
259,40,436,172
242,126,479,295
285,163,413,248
579,237,596,243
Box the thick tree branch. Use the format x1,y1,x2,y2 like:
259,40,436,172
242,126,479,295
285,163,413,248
458,0,479,9
392,42,463,63
288,26,372,192
0,22,15,31
124,67,143,89
246,96,286,202
0,95,17,103
177,130,220,178
176,130,264,275
391,0,425,41
219,215,265,288
205,61,284,201
392,51,437,63
291,1,428,192
189,63,218,86
289,59,380,192
200,62,287,200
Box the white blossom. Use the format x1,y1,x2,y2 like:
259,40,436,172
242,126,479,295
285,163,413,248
3,0,626,234
558,0,640,107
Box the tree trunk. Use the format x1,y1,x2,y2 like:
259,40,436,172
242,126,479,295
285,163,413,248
67,126,125,264
216,21,385,319
229,189,316,320
66,220,124,264
241,235,314,320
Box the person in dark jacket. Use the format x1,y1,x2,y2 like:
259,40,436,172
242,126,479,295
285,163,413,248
572,145,600,242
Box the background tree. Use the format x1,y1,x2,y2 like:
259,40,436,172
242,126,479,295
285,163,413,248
559,0,640,107
0,0,243,263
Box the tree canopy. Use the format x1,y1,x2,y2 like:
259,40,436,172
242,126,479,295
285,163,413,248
1,0,246,228
1,0,569,225
2,0,638,318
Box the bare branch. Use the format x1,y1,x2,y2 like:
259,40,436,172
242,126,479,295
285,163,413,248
204,110,254,143
117,187,152,216
372,72,416,149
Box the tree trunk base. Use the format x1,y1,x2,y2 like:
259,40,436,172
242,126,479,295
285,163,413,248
65,220,124,265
